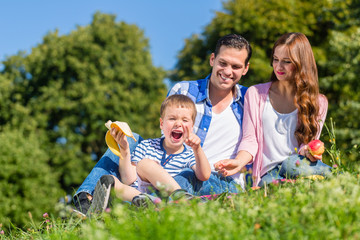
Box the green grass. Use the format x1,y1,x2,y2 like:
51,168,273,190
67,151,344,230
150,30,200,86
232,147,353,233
2,169,360,240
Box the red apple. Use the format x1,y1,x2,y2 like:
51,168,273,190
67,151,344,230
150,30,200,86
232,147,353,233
308,139,325,157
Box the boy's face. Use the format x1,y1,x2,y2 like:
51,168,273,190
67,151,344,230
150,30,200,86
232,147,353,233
160,105,194,150
209,46,249,92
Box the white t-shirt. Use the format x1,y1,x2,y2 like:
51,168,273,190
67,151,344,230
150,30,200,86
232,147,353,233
261,95,298,176
202,101,244,188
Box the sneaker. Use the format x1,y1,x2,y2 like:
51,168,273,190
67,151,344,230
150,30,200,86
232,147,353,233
131,193,160,208
73,192,92,216
87,175,115,215
169,189,195,201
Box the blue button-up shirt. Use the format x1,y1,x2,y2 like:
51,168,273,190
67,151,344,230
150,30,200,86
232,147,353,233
167,74,248,146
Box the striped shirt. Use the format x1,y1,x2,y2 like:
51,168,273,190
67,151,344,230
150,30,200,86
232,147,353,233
131,138,196,177
167,74,247,146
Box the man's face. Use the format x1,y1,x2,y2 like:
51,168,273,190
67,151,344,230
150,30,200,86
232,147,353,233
209,46,249,92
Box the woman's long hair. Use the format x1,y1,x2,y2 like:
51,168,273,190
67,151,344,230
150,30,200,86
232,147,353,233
270,32,320,145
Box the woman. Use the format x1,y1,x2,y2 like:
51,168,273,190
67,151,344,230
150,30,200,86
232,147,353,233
215,32,331,187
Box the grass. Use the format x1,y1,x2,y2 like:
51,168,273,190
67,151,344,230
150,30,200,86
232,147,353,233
1,119,359,239
1,168,360,240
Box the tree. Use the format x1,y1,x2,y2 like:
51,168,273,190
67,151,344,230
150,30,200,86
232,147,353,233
1,12,167,192
170,0,359,162
170,0,332,87
0,128,62,228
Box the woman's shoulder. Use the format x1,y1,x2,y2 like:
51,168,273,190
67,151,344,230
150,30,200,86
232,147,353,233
247,82,272,96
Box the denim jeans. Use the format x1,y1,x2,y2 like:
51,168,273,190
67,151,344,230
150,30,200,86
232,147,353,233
74,133,143,197
173,169,242,196
259,154,332,187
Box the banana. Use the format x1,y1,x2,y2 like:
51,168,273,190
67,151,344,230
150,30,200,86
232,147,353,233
105,120,136,159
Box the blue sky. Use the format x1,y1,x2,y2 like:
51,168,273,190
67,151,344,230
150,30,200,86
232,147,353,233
0,0,224,70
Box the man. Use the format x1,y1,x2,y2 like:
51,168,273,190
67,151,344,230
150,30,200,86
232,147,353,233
74,34,252,215
169,34,251,195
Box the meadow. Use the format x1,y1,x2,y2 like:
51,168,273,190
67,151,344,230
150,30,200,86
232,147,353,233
1,167,359,240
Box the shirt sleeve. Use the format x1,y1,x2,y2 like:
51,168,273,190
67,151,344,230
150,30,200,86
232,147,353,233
131,140,148,164
238,86,260,161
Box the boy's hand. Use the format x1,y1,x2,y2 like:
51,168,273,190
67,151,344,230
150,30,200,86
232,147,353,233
110,127,129,150
184,125,200,150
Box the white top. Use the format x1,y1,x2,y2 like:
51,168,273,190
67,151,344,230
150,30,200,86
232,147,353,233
202,101,244,189
261,95,298,176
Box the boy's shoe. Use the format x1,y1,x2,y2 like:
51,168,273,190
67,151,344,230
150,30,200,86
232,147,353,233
87,175,115,215
169,189,208,203
131,193,160,208
169,189,195,201
73,192,92,216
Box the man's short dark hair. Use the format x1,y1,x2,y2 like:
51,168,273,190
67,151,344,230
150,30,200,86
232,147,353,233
214,34,252,66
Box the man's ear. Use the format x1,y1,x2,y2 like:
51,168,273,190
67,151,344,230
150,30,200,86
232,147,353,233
242,62,250,76
209,53,215,67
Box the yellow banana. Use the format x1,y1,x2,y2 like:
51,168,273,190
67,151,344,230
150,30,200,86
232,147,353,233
105,120,136,160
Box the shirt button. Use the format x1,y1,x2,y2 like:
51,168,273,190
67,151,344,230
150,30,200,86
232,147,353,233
204,128,207,131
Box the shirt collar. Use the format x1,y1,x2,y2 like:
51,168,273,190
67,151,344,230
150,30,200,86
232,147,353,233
196,74,242,104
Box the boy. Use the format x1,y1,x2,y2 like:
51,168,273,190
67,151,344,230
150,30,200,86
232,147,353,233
89,95,211,213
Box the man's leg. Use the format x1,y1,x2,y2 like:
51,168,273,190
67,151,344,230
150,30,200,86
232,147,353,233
174,169,241,196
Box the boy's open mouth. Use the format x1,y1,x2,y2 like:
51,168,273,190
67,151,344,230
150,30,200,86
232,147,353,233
171,131,183,140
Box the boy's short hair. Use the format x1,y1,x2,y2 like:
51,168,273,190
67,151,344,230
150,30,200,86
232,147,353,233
160,95,196,123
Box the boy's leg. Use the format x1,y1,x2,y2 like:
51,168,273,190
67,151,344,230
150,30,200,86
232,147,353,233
88,175,142,215
73,133,143,214
136,158,181,195
281,154,332,179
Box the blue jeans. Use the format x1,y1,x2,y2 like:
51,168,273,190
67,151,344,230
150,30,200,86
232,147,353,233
174,169,241,195
74,133,143,197
259,154,332,187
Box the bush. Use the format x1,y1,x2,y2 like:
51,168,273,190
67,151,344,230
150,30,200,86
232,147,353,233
0,128,62,228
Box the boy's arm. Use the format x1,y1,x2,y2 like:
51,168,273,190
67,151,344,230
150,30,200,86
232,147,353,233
191,145,211,181
185,125,211,181
110,128,137,185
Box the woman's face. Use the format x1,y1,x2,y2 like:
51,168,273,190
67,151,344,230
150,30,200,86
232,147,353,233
272,45,296,82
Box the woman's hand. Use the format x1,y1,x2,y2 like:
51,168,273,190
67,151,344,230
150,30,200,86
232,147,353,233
303,145,322,162
214,159,242,177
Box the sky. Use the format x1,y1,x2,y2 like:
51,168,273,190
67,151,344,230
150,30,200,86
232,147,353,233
0,0,224,71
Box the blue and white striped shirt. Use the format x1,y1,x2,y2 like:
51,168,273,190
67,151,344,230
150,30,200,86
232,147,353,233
167,74,248,146
131,138,196,177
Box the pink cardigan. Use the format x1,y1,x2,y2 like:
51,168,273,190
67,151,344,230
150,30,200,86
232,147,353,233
238,82,328,186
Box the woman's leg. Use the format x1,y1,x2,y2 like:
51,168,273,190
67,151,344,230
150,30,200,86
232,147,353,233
281,154,332,178
258,166,285,187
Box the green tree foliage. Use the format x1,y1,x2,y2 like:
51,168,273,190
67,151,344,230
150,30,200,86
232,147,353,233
170,0,359,162
1,12,167,193
170,0,332,87
0,128,62,228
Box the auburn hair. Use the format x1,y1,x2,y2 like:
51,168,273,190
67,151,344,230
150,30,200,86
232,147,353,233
270,32,321,144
